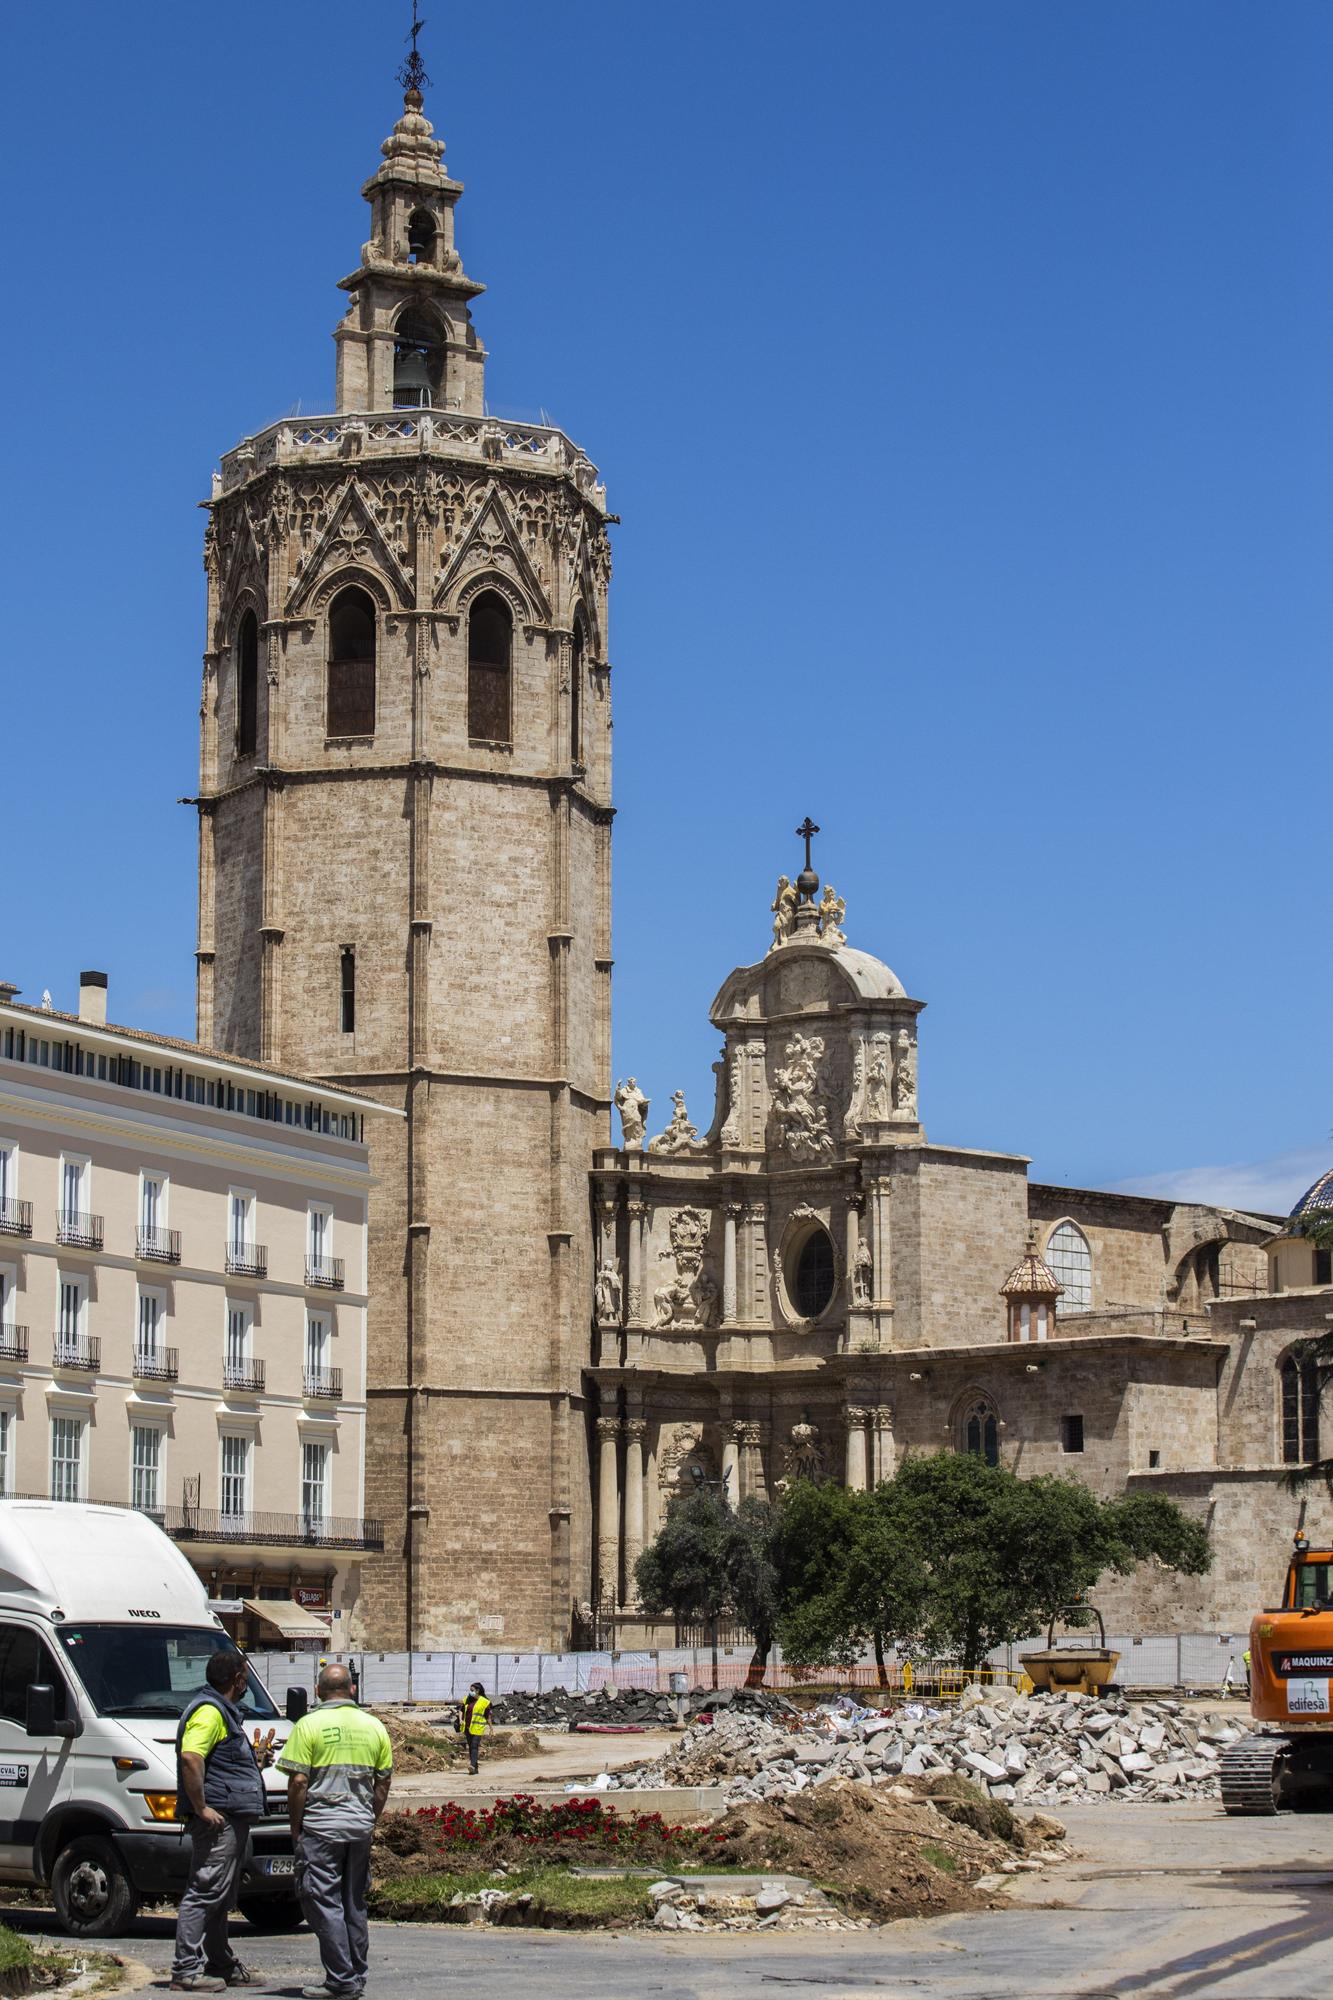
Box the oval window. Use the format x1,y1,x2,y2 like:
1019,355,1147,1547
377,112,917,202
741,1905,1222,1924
791,1228,835,1318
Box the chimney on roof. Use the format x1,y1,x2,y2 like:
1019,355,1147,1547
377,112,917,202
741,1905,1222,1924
78,971,108,1026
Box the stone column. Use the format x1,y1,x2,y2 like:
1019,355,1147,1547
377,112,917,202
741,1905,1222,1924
623,1419,647,1605
871,1404,895,1485
722,1422,742,1502
739,1420,766,1501
722,1204,741,1323
871,1180,891,1310
627,1202,647,1326
845,1406,869,1490
596,1416,622,1611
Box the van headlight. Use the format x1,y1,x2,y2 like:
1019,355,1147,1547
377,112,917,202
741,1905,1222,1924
140,1792,182,1822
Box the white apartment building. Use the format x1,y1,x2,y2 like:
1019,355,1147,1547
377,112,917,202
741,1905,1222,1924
0,971,399,1649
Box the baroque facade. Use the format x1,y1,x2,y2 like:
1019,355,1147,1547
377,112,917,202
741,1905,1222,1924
197,87,612,1648
592,860,1333,1640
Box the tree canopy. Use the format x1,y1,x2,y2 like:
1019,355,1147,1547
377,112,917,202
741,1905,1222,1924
633,1490,782,1681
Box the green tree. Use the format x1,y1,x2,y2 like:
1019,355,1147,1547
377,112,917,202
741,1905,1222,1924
773,1481,927,1681
633,1490,782,1686
887,1453,1210,1670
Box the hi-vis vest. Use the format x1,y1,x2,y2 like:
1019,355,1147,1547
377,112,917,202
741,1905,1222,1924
465,1693,490,1736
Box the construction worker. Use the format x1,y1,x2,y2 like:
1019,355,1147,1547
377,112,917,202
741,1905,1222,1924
280,1662,393,2000
460,1680,490,1776
1243,1647,1251,1695
170,1650,274,1992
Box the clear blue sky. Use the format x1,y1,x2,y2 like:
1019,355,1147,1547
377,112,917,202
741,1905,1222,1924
2,1,1329,1211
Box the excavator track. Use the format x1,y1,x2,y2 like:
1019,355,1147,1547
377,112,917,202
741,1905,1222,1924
1219,1733,1284,1815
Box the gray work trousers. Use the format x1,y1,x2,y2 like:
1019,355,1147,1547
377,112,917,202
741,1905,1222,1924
296,1831,372,1996
171,1814,256,1979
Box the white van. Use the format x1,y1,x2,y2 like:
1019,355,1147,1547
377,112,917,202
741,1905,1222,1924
0,1500,304,1936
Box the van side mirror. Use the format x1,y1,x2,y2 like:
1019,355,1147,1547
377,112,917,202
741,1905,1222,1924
26,1684,79,1739
285,1687,308,1722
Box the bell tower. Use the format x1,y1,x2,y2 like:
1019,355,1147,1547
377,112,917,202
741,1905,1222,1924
195,61,614,1650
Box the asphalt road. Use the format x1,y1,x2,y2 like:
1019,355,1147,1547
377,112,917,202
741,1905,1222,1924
12,1802,1333,1999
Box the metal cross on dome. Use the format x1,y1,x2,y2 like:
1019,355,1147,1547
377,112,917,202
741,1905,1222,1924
795,817,820,872
397,0,432,95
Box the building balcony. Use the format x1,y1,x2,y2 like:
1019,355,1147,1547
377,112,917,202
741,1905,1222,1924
53,1335,99,1372
0,1199,32,1238
137,1226,181,1264
223,1358,266,1393
166,1505,383,1552
305,1256,345,1291
133,1345,179,1382
302,1365,343,1401
56,1210,104,1251
0,1327,28,1363
225,1242,268,1279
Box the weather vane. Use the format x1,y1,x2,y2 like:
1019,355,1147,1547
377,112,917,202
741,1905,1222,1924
397,0,431,95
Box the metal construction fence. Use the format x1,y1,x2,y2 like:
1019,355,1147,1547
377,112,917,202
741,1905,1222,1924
249,1631,1252,1706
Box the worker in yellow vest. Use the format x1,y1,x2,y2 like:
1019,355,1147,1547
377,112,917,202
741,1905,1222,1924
460,1681,491,1775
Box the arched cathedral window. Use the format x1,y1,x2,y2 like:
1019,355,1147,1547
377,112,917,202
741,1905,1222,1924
958,1393,1000,1469
393,307,445,408
570,615,585,767
1281,1352,1321,1465
1045,1221,1092,1314
235,609,259,758
327,588,376,740
468,592,512,745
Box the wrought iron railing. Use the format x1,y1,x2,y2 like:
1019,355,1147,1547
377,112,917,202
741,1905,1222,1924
225,1242,268,1279
168,1505,383,1551
0,1327,28,1363
133,1345,179,1381
56,1210,103,1250
303,1366,343,1400
223,1358,266,1392
0,1199,31,1237
53,1334,99,1371
137,1226,181,1264
305,1256,345,1290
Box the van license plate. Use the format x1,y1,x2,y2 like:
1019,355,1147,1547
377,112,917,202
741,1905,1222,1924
261,1857,295,1876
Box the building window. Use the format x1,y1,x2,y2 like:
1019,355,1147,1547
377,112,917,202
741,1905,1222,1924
308,1204,333,1280
1281,1353,1321,1465
140,1173,164,1238
1045,1222,1092,1314
1061,1413,1085,1454
392,307,445,406
236,610,259,758
56,1276,85,1357
0,1411,9,1496
228,1190,256,1261
221,1435,250,1522
137,1288,165,1362
327,587,377,739
305,1312,330,1379
467,592,512,744
959,1394,1000,1468
790,1227,836,1319
50,1416,83,1503
131,1425,162,1514
225,1302,252,1377
1317,1249,1333,1287
570,616,585,766
0,1141,14,1217
302,1441,329,1532
1148,1448,1161,1469
59,1156,89,1232
340,948,356,1035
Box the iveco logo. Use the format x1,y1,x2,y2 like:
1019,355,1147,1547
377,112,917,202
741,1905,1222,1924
126,1609,161,1619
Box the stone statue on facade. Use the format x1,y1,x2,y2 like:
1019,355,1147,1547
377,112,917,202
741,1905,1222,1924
594,1257,623,1325
853,1237,873,1304
769,875,797,951
864,1044,892,1123
614,1076,649,1150
771,1033,835,1160
892,1029,918,1117
648,1089,707,1155
694,1266,721,1330
775,1416,827,1492
817,885,847,945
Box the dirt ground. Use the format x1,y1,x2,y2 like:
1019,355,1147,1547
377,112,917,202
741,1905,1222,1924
378,1713,545,1775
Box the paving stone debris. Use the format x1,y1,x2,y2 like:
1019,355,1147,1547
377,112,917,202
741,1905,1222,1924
461,1685,785,1731
606,1683,1243,1809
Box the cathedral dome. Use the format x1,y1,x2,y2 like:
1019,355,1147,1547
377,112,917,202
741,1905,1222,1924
825,942,907,1001
1288,1166,1333,1235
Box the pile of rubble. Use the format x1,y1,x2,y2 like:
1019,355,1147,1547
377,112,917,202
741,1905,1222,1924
610,1683,1245,1808
648,1875,869,1933
471,1684,782,1731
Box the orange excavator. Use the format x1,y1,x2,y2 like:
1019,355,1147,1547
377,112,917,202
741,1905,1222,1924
1221,1526,1333,1813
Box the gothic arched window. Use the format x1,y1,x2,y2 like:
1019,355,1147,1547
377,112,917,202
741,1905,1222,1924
407,210,437,266
1045,1222,1092,1314
1281,1352,1321,1465
393,307,445,408
327,588,376,740
959,1394,1000,1468
468,592,512,745
235,609,259,758
570,615,585,767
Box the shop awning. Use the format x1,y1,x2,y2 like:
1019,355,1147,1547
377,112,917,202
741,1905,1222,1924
242,1598,332,1641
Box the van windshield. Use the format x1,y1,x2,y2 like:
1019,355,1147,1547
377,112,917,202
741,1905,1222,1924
56,1626,279,1721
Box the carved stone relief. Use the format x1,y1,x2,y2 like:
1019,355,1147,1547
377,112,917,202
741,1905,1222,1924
647,1089,707,1155
893,1028,918,1118
652,1207,720,1329
776,1417,827,1490
770,1033,835,1161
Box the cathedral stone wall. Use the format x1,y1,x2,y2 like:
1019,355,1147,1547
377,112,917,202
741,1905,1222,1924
903,1147,1030,1348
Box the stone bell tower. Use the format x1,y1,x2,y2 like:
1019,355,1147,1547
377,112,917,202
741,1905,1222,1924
195,71,614,1648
